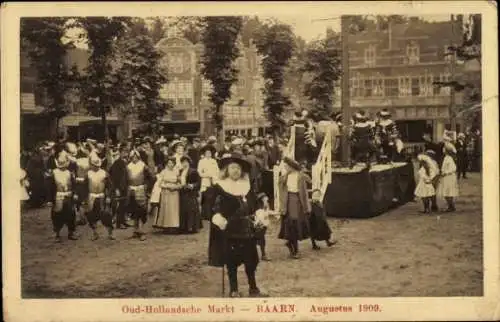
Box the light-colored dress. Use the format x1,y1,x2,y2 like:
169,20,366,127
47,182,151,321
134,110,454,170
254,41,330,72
414,166,436,198
197,157,219,193
437,155,459,197
154,168,180,228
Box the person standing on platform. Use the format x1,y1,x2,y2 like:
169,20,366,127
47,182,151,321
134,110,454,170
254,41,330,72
414,153,438,214
153,156,182,232
48,151,78,242
309,189,336,250
85,152,115,240
455,133,468,179
109,144,130,230
278,157,311,259
437,143,459,212
375,109,401,161
179,156,202,233
350,111,376,169
208,152,268,298
127,149,154,240
198,144,219,221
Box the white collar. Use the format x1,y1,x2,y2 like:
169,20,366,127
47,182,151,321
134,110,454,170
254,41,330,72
355,122,370,128
218,177,250,196
379,119,393,126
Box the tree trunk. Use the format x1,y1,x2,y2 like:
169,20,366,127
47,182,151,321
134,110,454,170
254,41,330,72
101,106,109,145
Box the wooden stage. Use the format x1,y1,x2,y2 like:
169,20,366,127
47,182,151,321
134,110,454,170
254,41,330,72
262,162,416,219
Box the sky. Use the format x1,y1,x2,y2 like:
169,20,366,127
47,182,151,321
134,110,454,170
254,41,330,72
277,14,453,42
63,14,454,49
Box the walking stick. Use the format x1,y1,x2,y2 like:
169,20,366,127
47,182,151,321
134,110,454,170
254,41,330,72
222,265,225,298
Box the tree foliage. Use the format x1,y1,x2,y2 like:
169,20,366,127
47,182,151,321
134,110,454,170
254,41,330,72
301,28,341,121
115,18,171,134
254,22,295,135
200,16,243,138
20,17,74,125
75,17,133,141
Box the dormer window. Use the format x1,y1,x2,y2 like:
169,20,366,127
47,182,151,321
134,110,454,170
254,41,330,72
364,44,376,66
406,41,420,64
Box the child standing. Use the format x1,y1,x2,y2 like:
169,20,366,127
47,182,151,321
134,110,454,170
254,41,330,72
414,153,438,213
437,143,459,212
254,193,277,261
309,189,336,250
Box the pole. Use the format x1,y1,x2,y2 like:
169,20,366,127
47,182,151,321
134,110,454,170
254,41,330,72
449,15,457,132
340,15,352,165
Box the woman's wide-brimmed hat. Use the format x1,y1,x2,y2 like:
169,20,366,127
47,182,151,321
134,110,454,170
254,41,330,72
200,144,217,156
219,152,251,173
354,111,367,121
283,156,302,171
155,136,167,145
170,139,185,150
65,142,78,156
256,192,268,201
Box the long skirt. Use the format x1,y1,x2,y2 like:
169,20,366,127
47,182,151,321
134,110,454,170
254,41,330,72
154,189,180,228
278,193,310,241
179,190,202,233
309,212,332,241
437,173,459,197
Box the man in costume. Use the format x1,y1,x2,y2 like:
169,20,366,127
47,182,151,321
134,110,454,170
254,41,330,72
109,144,131,229
49,151,78,242
127,149,153,241
85,152,115,240
350,111,376,169
374,109,401,162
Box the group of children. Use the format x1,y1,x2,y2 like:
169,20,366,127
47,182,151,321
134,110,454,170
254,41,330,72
415,141,460,213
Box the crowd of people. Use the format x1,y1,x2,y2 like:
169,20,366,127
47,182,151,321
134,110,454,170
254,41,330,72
19,109,481,297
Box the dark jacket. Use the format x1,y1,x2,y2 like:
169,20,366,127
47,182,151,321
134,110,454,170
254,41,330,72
187,147,201,169
267,145,281,167
208,182,257,267
108,158,129,196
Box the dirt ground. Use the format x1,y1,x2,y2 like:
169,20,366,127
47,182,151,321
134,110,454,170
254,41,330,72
21,173,483,298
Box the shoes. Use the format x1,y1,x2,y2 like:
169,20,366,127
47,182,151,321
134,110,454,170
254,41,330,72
55,235,62,243
261,255,271,261
312,245,321,250
229,291,241,298
326,240,336,247
91,233,99,241
68,234,78,241
139,234,146,241
249,288,269,297
292,253,300,259
108,234,116,240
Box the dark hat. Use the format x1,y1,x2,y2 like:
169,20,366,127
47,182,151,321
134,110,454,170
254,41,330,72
200,144,216,156
193,137,201,143
283,156,301,171
219,152,251,173
142,136,152,143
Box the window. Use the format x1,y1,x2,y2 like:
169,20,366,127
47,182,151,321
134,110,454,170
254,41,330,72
411,77,420,96
406,41,420,64
386,78,399,97
167,53,184,74
372,74,384,97
364,44,376,66
202,79,212,102
350,73,362,97
439,73,451,95
398,76,411,96
419,74,434,96
363,79,372,97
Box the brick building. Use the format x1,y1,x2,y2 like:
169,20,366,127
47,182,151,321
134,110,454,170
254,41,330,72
336,15,472,143
156,34,270,139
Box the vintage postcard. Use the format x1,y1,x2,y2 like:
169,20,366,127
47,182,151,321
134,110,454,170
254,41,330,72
2,1,499,321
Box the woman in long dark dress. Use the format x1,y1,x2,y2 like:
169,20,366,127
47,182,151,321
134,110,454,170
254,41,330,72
278,157,311,259
179,156,202,233
208,152,268,298
309,189,336,250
